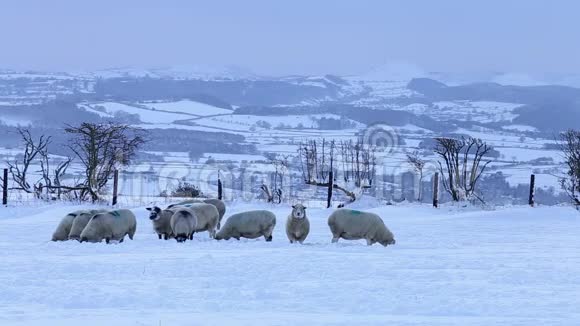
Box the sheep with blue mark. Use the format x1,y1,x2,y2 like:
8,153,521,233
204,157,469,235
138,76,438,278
168,198,226,229
80,209,137,244
68,209,108,241
51,210,88,241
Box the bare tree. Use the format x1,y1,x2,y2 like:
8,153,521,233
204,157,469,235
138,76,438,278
39,145,72,200
65,122,146,202
406,151,426,201
434,137,492,202
297,138,376,206
6,129,51,193
559,129,580,206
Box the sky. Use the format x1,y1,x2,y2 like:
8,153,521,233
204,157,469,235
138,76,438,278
1,0,579,76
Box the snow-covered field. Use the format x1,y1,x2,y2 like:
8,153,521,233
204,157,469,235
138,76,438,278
1,202,579,325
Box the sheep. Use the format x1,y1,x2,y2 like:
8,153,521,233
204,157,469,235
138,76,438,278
168,198,226,229
202,199,226,230
68,209,108,241
170,208,198,242
187,203,219,238
167,199,199,208
215,210,276,241
285,204,310,244
80,209,137,244
146,206,175,240
51,210,88,241
327,209,396,246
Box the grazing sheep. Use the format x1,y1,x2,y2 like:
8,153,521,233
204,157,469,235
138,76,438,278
285,204,310,244
51,210,88,241
68,209,108,241
202,199,226,230
186,203,219,238
80,209,137,244
146,206,175,240
166,199,200,209
215,210,276,241
170,208,198,242
168,198,226,229
327,209,395,246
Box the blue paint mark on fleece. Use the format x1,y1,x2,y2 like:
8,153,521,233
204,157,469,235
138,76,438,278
110,210,121,217
349,210,363,215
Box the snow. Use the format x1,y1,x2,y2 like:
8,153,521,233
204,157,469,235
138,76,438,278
0,116,32,127
85,102,195,124
0,203,579,325
502,125,538,132
140,100,233,116
194,114,360,131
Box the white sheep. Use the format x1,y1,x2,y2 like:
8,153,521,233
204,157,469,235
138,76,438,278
285,204,310,244
168,198,226,229
215,210,276,241
146,206,175,240
68,209,108,241
202,199,226,230
327,209,396,246
80,209,137,244
167,199,199,208
187,203,220,238
170,208,198,242
51,210,87,241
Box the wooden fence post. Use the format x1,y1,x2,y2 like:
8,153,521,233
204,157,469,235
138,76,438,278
528,174,535,207
217,177,223,200
327,171,334,208
2,168,7,206
432,172,439,208
112,169,119,206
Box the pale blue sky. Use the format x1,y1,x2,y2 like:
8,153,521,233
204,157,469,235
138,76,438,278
0,0,578,75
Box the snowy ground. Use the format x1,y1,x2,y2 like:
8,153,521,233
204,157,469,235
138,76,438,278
0,203,579,325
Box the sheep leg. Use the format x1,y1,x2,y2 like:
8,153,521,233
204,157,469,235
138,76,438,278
189,233,193,240
331,237,339,243
158,234,162,240
366,238,373,246
265,235,273,242
105,237,110,244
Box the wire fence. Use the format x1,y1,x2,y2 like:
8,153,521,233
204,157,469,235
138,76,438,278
0,163,569,209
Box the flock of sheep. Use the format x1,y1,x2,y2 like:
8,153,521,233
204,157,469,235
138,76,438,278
51,198,396,246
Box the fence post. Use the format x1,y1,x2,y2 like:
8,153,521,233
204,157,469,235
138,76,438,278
2,168,7,206
327,171,333,208
112,169,119,206
217,177,223,200
528,174,535,207
432,172,439,208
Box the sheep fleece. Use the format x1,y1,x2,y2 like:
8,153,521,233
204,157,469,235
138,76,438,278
80,209,137,243
216,210,276,240
328,209,395,246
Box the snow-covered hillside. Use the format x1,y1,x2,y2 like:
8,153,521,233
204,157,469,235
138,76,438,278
0,203,579,325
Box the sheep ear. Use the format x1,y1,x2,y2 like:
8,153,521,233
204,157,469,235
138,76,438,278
304,207,307,210
146,207,152,211
292,205,296,209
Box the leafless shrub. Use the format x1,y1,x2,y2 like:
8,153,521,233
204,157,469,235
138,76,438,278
434,137,492,202
65,122,146,202
559,129,580,206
